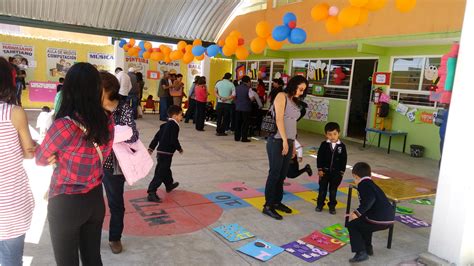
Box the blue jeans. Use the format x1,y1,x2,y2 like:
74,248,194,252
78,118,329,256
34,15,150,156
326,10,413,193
102,168,126,242
0,234,25,266
159,97,169,121
127,94,139,119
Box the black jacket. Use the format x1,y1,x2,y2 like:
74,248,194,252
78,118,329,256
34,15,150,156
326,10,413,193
317,140,347,175
355,178,395,224
149,120,182,155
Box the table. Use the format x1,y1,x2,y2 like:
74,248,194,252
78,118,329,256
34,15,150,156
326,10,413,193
363,128,408,154
344,176,436,248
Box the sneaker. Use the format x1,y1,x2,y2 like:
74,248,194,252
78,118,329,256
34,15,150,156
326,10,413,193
274,203,292,213
166,182,179,193
315,206,323,212
329,208,336,215
147,193,161,203
305,164,313,176
109,241,123,254
262,206,283,220
349,251,369,263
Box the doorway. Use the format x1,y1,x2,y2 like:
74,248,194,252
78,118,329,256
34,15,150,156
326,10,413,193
347,59,378,139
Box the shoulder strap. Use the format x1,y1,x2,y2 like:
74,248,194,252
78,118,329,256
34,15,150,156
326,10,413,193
64,116,104,164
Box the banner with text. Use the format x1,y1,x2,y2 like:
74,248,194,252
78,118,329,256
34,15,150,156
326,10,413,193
88,52,114,72
0,43,35,82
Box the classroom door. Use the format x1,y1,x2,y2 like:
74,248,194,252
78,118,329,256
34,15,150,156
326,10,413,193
347,59,378,139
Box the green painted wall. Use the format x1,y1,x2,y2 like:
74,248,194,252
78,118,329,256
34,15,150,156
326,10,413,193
298,99,348,135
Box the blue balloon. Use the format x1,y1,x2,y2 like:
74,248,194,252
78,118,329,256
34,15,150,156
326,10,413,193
289,28,307,44
219,46,223,55
119,39,127,48
139,50,145,58
283,12,297,26
206,45,220,57
272,25,291,42
192,45,205,56
139,41,146,50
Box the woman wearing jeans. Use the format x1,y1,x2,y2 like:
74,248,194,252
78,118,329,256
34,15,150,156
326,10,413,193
263,76,308,220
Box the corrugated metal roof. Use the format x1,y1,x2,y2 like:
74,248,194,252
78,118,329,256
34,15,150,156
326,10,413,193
0,0,243,42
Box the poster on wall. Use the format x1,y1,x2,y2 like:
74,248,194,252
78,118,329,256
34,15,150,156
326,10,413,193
0,43,35,81
29,81,58,102
304,95,329,122
88,52,114,72
187,62,202,86
236,64,246,80
157,61,180,76
46,48,77,80
125,56,149,75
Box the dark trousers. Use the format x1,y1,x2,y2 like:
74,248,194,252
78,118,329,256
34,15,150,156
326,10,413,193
216,103,232,134
159,96,169,121
264,137,294,206
229,104,236,131
195,101,206,130
185,98,196,123
347,218,390,253
234,111,250,141
287,157,306,179
127,94,139,119
147,155,174,193
102,168,125,242
317,172,343,209
47,185,105,266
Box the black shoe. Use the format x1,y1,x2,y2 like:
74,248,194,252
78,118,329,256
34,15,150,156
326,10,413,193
349,251,369,263
305,164,313,176
184,120,189,123
315,206,323,212
241,139,251,142
216,132,228,136
329,208,336,215
196,129,205,131
147,193,162,202
262,206,283,220
234,139,241,142
366,246,374,256
166,182,179,193
274,203,292,213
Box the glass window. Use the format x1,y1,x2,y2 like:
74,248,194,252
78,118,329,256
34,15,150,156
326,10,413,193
308,59,329,86
291,60,308,77
328,59,352,86
391,58,424,90
421,57,441,91
247,61,259,80
271,61,285,80
258,61,271,81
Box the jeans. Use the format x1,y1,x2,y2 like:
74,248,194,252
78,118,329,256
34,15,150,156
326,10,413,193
147,155,174,193
16,81,23,106
317,172,343,209
347,218,390,253
0,234,25,266
264,136,294,206
215,103,232,134
185,98,197,123
127,94,139,119
195,101,206,130
229,104,236,131
234,111,250,141
102,168,125,242
159,96,170,121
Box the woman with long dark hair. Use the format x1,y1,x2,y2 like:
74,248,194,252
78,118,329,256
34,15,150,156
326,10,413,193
263,75,308,220
36,62,114,266
194,76,208,131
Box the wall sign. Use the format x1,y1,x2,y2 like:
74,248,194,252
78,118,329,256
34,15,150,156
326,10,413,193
372,72,391,85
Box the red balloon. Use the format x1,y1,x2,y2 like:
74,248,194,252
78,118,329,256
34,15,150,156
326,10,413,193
238,38,245,46
148,48,153,53
288,21,296,29
182,48,186,54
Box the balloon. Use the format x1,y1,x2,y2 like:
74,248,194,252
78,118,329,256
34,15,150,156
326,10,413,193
349,0,369,7
289,28,306,44
139,41,146,50
160,45,171,55
222,45,235,57
177,41,187,50
229,30,242,38
170,50,184,60
147,48,153,53
266,37,283,50
283,12,297,26
217,40,225,47
256,21,271,38
195,54,205,61
119,39,127,48
183,52,194,64
357,8,369,25
206,44,220,57
272,25,291,42
192,45,206,56
250,37,267,54
328,6,339,16
164,55,171,63
396,0,416,12
288,21,296,29
152,48,160,53
123,44,130,52
193,39,202,46
129,38,136,46
365,0,387,10
338,6,361,28
238,38,245,46
185,44,193,53
139,50,145,58
144,41,152,50
225,35,238,49
235,46,249,60
150,52,164,61
311,3,330,21
127,48,135,56
325,16,343,34
143,51,151,59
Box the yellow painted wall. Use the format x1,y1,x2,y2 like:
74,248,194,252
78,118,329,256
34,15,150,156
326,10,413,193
208,58,233,105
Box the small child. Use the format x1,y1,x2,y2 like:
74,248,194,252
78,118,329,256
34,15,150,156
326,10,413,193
287,139,313,179
315,122,347,214
347,162,395,263
147,105,184,202
36,106,54,142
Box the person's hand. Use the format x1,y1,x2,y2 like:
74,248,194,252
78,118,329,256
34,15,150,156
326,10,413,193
349,212,358,221
47,155,57,165
318,171,324,177
179,149,184,154
282,139,289,155
298,157,303,163
292,146,297,158
148,149,153,155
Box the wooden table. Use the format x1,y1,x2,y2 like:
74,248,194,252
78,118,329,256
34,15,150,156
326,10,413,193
363,128,408,154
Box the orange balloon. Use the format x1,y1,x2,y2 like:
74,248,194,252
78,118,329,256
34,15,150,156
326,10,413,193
338,6,361,28
222,45,236,57
349,0,369,7
183,52,194,64
256,21,271,38
150,52,164,61
266,37,283,50
129,38,136,46
177,41,187,50
193,39,202,46
235,46,249,60
170,50,184,61
217,40,225,47
311,3,330,21
164,55,171,63
144,41,152,50
143,51,151,59
196,54,205,61
123,45,130,52
395,0,416,12
250,37,267,54
357,8,369,25
185,44,193,53
325,16,343,34
127,48,135,56
229,30,242,38
365,0,387,11
225,36,238,49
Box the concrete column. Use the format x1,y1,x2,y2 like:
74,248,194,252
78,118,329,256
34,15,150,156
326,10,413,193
113,40,125,70
424,0,474,264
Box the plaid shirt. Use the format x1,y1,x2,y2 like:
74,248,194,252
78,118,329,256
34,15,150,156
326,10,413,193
36,117,114,198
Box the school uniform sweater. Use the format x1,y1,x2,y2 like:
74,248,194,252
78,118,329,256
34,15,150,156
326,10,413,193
149,119,182,155
316,140,347,175
355,177,395,225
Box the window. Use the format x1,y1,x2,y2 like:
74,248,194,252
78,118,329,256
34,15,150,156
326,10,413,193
272,61,285,79
258,61,271,81
328,59,352,87
291,60,308,77
274,0,302,8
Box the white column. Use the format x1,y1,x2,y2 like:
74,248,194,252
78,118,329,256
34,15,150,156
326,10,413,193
113,40,125,71
427,0,474,264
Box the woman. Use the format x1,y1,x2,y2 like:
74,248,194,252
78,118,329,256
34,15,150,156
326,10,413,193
170,73,185,107
100,71,139,254
263,75,307,220
194,76,208,131
36,63,114,266
184,75,199,124
256,78,266,103
0,57,35,266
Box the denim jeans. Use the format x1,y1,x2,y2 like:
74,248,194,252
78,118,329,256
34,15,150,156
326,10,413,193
127,94,139,119
264,136,294,206
102,168,126,242
185,98,197,123
0,234,25,266
159,96,169,121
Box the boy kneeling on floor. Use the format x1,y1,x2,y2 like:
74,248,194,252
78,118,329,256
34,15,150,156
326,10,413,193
347,162,395,263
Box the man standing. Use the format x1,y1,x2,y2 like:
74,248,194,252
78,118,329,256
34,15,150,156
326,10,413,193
215,73,235,136
158,71,171,121
127,67,139,119
115,67,132,101
234,76,254,142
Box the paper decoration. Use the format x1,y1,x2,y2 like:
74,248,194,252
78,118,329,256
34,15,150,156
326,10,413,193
372,72,391,85
301,231,346,252
282,240,329,262
46,47,77,79
440,91,452,104
419,112,434,124
429,91,442,102
395,103,409,115
304,95,329,121
312,85,325,96
409,199,434,205
379,93,391,103
396,206,413,215
395,215,431,228
147,70,160,80
321,223,350,243
406,109,417,122
236,64,246,80
213,224,255,242
237,239,285,261
29,81,59,102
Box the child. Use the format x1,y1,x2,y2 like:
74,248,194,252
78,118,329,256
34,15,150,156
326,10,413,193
147,105,184,202
346,162,395,263
287,138,313,179
36,106,54,142
144,95,156,113
315,122,347,214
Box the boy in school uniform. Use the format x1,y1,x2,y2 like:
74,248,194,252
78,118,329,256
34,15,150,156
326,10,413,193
315,122,347,214
147,105,184,202
347,162,395,263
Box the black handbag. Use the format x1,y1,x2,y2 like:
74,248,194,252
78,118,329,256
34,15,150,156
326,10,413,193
261,106,277,135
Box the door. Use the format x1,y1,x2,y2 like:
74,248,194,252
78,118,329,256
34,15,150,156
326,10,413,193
347,59,378,139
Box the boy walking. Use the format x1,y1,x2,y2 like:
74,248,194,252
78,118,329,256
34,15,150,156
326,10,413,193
347,162,395,263
147,105,183,202
316,122,347,214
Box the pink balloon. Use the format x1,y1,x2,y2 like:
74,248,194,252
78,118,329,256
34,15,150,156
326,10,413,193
328,6,339,16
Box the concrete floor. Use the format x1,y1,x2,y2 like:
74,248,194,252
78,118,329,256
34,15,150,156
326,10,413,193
24,111,439,265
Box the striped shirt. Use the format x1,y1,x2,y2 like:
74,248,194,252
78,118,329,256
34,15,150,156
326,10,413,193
0,103,34,240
